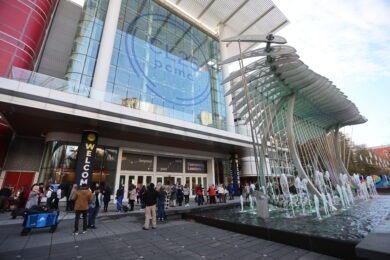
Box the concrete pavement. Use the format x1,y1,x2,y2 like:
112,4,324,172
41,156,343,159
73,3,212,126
0,199,339,260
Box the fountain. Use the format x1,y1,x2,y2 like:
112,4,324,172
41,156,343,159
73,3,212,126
313,194,322,219
192,33,387,259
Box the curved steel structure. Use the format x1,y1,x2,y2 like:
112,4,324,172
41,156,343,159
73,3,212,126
221,34,366,199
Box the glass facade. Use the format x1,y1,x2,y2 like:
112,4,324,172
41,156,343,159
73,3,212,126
39,141,118,190
65,0,109,95
65,0,226,130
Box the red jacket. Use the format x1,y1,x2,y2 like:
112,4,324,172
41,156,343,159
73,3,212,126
208,186,216,196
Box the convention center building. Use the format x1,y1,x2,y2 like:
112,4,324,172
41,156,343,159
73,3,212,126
0,0,289,196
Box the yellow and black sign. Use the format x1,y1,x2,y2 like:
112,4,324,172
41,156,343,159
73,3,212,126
75,131,98,187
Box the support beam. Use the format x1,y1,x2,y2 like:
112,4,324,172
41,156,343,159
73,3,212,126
334,125,359,189
286,94,321,197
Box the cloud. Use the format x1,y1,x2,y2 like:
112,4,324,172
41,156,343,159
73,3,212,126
273,0,390,146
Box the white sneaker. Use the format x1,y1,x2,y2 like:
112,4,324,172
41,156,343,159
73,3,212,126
73,232,79,236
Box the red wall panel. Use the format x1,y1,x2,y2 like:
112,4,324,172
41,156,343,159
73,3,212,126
0,0,57,76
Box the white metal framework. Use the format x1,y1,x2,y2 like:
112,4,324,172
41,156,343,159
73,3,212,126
221,34,367,212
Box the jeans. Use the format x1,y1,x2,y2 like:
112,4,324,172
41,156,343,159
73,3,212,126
157,201,165,220
116,195,123,211
74,210,88,232
88,207,100,227
184,195,189,205
104,201,109,212
197,195,204,205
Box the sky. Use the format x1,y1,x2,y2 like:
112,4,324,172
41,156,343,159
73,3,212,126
273,0,390,147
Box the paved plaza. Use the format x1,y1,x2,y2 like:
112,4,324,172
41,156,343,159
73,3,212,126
0,199,339,260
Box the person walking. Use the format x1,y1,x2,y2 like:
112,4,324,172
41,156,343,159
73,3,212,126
73,184,92,235
88,188,103,229
142,183,160,230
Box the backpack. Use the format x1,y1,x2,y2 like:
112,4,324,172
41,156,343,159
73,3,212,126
51,191,57,199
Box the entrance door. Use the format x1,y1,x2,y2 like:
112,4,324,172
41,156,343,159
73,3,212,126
2,171,35,191
163,177,175,186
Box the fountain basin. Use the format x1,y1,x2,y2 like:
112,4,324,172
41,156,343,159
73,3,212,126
183,195,390,258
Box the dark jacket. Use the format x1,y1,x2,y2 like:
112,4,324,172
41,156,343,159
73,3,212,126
143,187,160,206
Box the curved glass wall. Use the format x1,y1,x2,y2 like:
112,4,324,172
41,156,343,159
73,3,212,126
39,141,118,190
64,0,109,95
65,0,226,130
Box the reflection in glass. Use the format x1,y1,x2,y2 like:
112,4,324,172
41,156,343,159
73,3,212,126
39,141,117,190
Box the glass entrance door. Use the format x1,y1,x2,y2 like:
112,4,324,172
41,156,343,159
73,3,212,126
163,176,175,186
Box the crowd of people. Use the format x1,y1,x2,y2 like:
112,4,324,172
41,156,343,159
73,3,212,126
1,181,238,235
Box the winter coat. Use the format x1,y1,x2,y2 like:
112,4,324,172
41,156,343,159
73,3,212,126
128,189,136,201
89,193,103,209
25,190,39,209
74,188,93,211
143,187,160,206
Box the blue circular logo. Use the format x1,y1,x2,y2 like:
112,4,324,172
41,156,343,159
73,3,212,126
125,13,211,106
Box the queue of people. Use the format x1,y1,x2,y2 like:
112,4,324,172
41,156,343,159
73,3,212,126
3,180,237,235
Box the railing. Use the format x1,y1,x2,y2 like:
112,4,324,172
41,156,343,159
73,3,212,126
9,67,228,131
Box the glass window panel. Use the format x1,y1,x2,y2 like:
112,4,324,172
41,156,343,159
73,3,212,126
186,159,207,173
121,153,154,171
157,156,183,172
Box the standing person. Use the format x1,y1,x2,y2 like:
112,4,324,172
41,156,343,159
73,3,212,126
38,183,45,205
53,186,62,210
157,185,167,221
25,185,40,209
88,188,103,229
217,184,225,203
18,185,30,209
140,185,146,211
68,184,78,211
183,184,190,207
20,185,40,235
73,184,92,235
176,185,184,206
136,186,141,204
102,185,111,212
196,184,204,206
115,185,124,212
228,183,234,200
45,186,56,209
169,184,177,207
208,184,216,204
128,185,136,211
142,183,160,230
64,184,72,211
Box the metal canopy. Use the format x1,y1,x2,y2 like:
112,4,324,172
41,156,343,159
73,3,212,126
157,0,289,41
222,38,367,131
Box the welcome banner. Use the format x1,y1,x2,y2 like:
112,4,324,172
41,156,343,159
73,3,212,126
75,131,98,187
